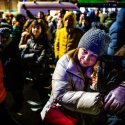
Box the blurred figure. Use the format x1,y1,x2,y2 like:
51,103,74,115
22,4,48,25
1,25,25,113
88,8,100,24
48,9,66,38
103,11,116,32
11,13,26,46
3,14,26,113
0,17,12,30
54,11,83,61
78,16,91,33
107,8,125,55
78,10,89,27
19,19,33,51
0,27,21,125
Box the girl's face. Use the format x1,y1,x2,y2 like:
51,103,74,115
32,25,42,38
78,48,98,68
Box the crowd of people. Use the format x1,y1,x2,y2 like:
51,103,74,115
0,5,125,125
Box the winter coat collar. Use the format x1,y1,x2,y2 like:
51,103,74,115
66,49,85,80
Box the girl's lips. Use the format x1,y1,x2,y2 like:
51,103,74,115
82,61,88,66
83,62,88,65
81,62,88,67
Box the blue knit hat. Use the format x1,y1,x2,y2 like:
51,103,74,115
78,28,109,56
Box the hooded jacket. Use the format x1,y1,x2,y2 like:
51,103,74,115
54,12,83,60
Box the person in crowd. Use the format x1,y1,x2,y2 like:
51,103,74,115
0,17,12,30
18,19,33,51
98,9,108,24
1,25,25,113
11,13,26,47
2,13,10,24
47,16,64,66
8,14,15,26
0,27,21,125
52,17,64,41
21,19,51,108
1,14,26,113
2,13,15,26
22,4,48,25
78,16,91,34
54,11,83,61
37,11,46,20
41,28,125,125
87,8,100,24
48,9,66,39
78,10,89,27
107,8,125,55
102,11,116,33
75,10,82,27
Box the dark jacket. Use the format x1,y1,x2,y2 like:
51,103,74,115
1,41,24,91
108,8,125,55
21,35,50,78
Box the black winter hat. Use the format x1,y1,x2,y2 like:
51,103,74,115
0,27,11,38
0,27,12,47
78,28,110,56
15,13,25,22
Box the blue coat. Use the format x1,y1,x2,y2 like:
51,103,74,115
108,8,125,55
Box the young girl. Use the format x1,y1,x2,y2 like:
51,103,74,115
21,19,51,107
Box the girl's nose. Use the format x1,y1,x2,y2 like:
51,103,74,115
84,54,89,61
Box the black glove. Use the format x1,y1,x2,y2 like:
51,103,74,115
104,85,125,114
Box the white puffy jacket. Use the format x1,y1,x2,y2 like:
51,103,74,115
41,49,103,124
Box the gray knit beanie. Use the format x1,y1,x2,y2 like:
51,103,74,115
78,28,110,56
